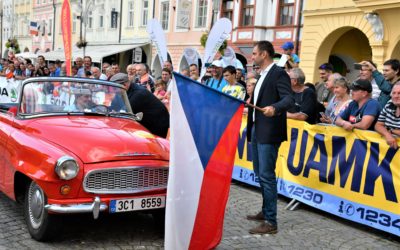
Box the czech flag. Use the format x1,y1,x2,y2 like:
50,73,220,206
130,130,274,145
165,73,244,250
29,21,38,36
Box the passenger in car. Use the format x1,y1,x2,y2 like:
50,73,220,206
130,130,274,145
64,89,93,112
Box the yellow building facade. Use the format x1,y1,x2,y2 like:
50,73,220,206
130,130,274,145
301,0,400,83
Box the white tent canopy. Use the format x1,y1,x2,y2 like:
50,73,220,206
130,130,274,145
38,43,148,63
16,52,38,59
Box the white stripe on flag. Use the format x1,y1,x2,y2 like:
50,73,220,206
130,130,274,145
165,78,205,250
29,22,38,35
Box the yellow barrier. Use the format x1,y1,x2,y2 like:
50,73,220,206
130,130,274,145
233,114,400,236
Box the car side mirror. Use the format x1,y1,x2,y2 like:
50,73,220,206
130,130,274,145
135,112,143,121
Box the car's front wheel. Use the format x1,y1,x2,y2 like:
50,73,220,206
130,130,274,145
24,181,58,241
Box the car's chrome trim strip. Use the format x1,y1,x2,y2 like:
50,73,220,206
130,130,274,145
44,196,107,219
115,153,155,157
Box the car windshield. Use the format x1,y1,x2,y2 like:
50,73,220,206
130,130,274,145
19,79,132,116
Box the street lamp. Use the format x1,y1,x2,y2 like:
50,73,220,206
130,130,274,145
74,0,95,57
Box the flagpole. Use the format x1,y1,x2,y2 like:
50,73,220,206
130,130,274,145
245,103,264,112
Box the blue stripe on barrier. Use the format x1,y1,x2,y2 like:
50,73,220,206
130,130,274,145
232,165,400,236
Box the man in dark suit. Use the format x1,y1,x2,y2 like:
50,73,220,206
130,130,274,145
110,73,169,138
246,41,294,234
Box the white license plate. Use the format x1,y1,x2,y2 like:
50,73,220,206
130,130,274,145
109,196,165,213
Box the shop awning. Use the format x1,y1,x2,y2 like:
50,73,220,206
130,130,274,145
38,43,148,63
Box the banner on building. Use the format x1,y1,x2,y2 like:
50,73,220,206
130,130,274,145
221,46,236,68
0,78,22,104
176,0,192,29
200,18,232,78
233,116,400,236
221,46,244,69
147,19,168,67
61,0,72,76
183,48,199,67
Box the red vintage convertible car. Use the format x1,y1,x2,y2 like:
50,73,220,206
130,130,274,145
0,77,169,241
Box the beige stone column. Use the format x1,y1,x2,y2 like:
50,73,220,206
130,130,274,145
370,41,388,70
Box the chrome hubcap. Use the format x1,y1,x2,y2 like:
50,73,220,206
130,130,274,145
28,182,45,229
31,189,43,219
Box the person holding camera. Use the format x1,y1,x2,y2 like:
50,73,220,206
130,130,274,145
355,61,380,101
360,59,400,108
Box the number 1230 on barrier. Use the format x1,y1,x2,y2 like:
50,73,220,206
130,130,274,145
280,182,323,204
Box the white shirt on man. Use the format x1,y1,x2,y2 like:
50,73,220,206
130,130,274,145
253,63,275,121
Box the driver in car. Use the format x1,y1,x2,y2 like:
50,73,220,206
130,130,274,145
64,89,93,112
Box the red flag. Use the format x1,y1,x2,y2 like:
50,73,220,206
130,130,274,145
61,0,72,76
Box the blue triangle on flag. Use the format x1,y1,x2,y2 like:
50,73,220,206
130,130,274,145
174,73,243,169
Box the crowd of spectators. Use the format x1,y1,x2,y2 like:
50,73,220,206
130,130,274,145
2,47,400,148
290,58,400,149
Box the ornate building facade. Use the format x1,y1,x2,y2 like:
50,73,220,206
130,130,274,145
301,0,400,82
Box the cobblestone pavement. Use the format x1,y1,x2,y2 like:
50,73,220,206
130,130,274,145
0,181,399,249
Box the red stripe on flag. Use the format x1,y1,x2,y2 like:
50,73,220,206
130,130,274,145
189,105,244,250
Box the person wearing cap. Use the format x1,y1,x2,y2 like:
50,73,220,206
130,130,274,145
281,41,300,68
205,60,228,91
110,73,169,138
375,82,400,149
335,79,381,131
64,89,93,112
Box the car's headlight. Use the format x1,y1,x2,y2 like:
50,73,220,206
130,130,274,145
55,156,80,180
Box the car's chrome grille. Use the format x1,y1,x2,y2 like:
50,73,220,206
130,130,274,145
83,167,168,194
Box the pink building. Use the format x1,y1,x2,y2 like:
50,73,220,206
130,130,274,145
32,0,55,53
152,0,219,73
152,0,303,73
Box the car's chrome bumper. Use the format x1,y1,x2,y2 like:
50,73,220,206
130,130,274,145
44,196,108,219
